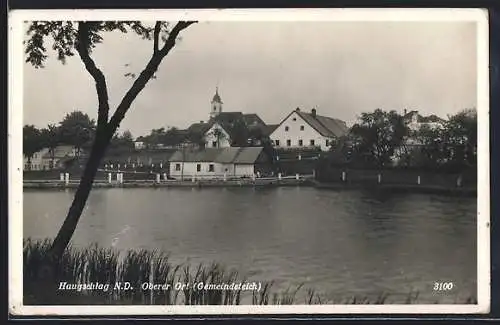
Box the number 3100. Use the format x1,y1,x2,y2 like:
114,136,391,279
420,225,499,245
434,282,454,291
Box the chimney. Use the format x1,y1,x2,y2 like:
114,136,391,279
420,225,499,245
404,109,407,115
311,108,317,118
295,107,300,112
200,120,204,123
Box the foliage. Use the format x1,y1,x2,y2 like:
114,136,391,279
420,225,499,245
24,238,477,305
349,109,408,168
208,127,227,148
23,125,43,165
25,19,197,260
58,111,96,156
443,108,477,167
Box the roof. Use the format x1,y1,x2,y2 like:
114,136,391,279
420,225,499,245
262,124,279,136
41,145,76,159
290,108,348,138
212,88,223,104
242,114,266,128
187,122,211,135
205,112,268,141
404,110,445,124
169,147,264,164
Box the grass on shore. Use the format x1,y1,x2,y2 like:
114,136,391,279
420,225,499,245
23,238,477,305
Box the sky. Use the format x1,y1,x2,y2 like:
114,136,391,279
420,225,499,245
23,21,478,138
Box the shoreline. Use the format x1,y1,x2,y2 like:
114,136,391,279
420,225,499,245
22,178,477,196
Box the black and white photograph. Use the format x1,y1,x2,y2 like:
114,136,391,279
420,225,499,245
9,9,490,315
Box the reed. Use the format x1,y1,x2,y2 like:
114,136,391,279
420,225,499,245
23,238,476,305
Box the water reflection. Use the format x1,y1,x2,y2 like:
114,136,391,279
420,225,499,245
23,187,477,303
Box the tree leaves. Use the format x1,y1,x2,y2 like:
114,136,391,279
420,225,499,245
24,21,167,68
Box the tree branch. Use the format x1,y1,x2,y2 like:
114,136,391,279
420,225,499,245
76,22,110,129
107,21,197,133
153,21,161,54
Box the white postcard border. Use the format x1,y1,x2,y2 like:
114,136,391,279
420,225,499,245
8,8,491,316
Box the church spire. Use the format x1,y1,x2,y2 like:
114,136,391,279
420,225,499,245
212,86,222,104
210,86,223,119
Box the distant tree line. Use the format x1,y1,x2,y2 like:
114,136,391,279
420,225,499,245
23,110,134,168
324,108,477,172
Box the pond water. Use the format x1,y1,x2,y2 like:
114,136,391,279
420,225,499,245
23,186,477,303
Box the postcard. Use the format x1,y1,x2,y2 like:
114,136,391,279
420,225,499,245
9,8,490,316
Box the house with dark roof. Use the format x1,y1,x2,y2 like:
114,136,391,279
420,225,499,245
403,109,445,132
269,107,349,151
189,89,268,148
168,146,270,179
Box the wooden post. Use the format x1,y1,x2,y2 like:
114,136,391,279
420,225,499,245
377,174,382,184
296,173,300,180
132,163,136,169
252,173,256,181
108,173,112,184
64,173,69,185
60,173,64,181
163,173,167,181
417,175,421,185
224,173,227,182
298,154,302,161
312,169,316,178
156,173,160,183
278,173,282,181
116,173,120,182
160,162,163,169
342,171,346,182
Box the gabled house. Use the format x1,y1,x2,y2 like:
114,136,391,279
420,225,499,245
403,109,445,132
168,146,270,179
23,145,79,171
23,148,50,171
270,107,349,151
188,89,268,148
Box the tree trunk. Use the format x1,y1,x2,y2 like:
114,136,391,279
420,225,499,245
48,130,112,260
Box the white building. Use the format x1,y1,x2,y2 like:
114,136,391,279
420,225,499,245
168,147,269,180
134,141,145,150
204,122,232,148
270,107,348,151
23,148,50,171
191,88,268,148
403,110,445,132
23,145,78,171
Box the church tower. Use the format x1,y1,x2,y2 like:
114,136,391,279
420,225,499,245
210,87,223,119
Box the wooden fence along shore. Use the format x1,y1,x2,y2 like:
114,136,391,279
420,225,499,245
23,170,315,189
22,168,476,196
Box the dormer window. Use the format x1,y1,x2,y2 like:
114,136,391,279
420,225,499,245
285,126,289,131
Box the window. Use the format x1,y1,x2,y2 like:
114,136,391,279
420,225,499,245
300,125,304,131
175,163,181,171
212,141,217,147
298,139,303,146
275,140,280,146
310,140,315,146
325,139,329,147
292,117,297,121
286,139,291,147
209,164,215,172
197,164,201,172
285,126,289,131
